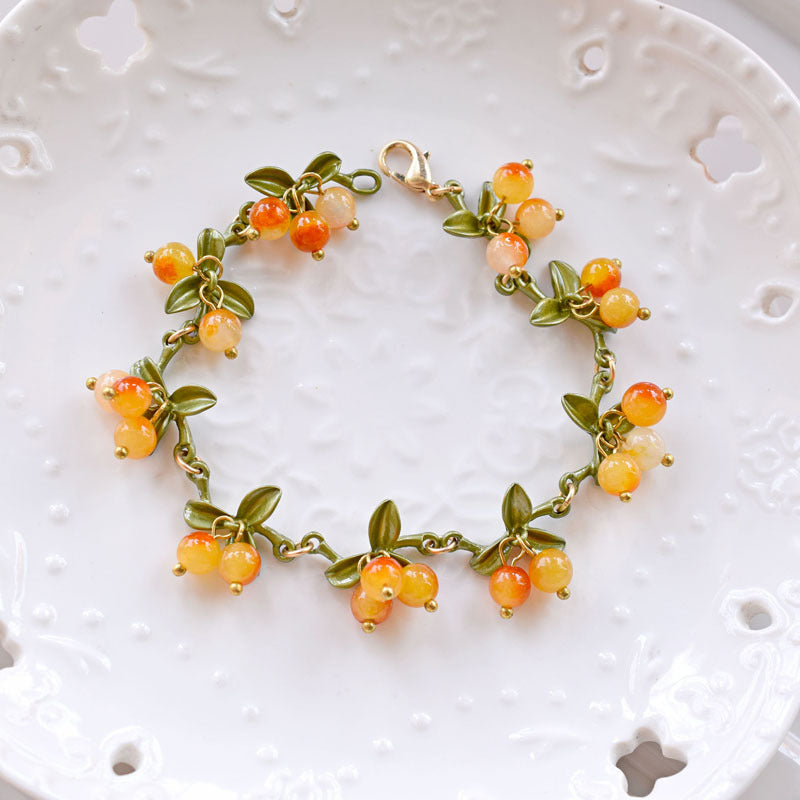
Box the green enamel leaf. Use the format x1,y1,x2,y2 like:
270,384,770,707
244,166,295,196
131,356,164,387
324,554,363,588
529,297,569,327
236,486,282,526
469,544,506,576
368,500,401,552
561,394,599,432
478,181,497,216
524,528,566,551
549,260,581,299
165,275,202,314
184,500,228,530
152,408,174,441
218,280,255,320
302,152,342,184
197,228,225,261
442,209,485,238
502,483,532,532
170,385,217,417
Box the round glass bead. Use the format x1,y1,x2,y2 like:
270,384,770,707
113,416,157,459
110,376,153,418
581,258,621,298
94,369,127,412
530,549,573,593
515,198,556,239
622,427,666,470
289,210,330,252
492,162,534,204
599,287,640,328
198,308,242,352
218,542,261,586
152,242,196,285
249,197,291,240
177,532,221,575
621,382,668,427
350,584,392,625
486,232,529,274
316,187,357,229
360,556,403,602
489,565,531,608
597,452,641,495
397,563,438,607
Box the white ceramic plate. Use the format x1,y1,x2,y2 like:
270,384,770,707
0,1,799,798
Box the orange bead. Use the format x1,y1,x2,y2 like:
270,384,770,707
93,369,127,412
113,416,157,459
398,563,438,607
289,210,330,253
218,542,261,588
198,308,242,353
599,287,640,328
597,452,641,495
515,198,556,240
350,584,392,625
530,549,573,593
486,232,529,274
177,532,221,575
581,258,621,298
621,382,668,427
152,242,196,285
109,376,153,417
360,556,403,602
489,565,531,610
492,162,534,204
249,197,291,240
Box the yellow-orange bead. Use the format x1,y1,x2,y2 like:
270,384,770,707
360,556,403,602
489,565,531,608
249,197,291,240
198,308,242,353
113,416,157,459
109,376,153,418
597,452,641,495
486,232,529,275
177,532,221,575
289,210,330,252
152,242,196,285
218,542,261,587
93,369,127,412
622,427,666,471
621,382,668,427
515,198,557,240
397,563,438,607
316,187,357,230
530,549,573,593
581,258,622,299
492,162,534,204
599,287,640,328
350,584,392,625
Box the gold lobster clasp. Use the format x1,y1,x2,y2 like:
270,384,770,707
377,140,461,200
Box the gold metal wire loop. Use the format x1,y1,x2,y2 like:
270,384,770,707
198,282,224,311
279,542,314,559
294,171,324,194
193,254,224,278
421,534,460,554
594,353,617,384
211,515,245,541
166,325,198,344
357,549,392,573
174,446,203,475
553,479,577,514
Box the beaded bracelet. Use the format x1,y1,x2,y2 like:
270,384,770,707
85,141,674,632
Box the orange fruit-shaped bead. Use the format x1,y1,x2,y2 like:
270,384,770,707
93,369,127,412
198,308,242,353
597,452,641,495
316,187,357,230
530,549,573,593
486,232,529,275
398,563,438,608
113,416,157,459
599,287,640,328
152,242,196,285
515,198,556,240
350,584,392,625
360,556,403,602
621,382,668,427
109,376,153,418
249,197,291,240
492,162,534,204
218,542,261,588
177,532,221,575
289,210,330,252
489,565,531,609
581,258,621,298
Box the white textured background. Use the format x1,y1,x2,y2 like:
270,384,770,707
0,0,797,798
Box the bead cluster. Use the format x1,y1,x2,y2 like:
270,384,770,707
86,145,674,633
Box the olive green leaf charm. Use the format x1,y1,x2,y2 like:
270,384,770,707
244,166,295,197
561,394,599,433
236,486,282,526
529,297,569,327
170,385,217,417
368,500,401,552
549,260,581,299
502,483,533,533
442,209,484,238
197,228,225,261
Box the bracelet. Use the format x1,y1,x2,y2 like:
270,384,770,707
85,141,674,632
